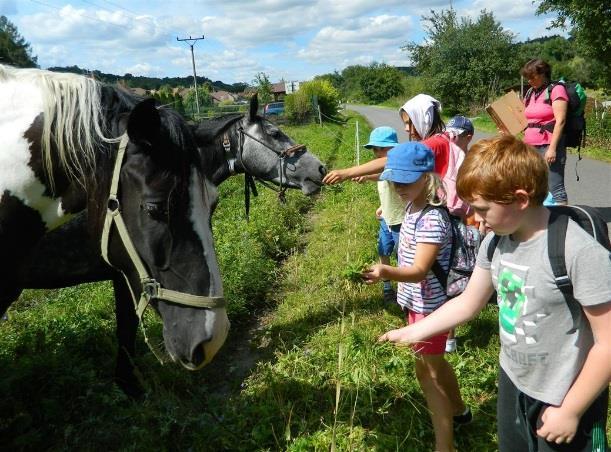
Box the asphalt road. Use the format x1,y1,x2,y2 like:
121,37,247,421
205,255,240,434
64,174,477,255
346,104,611,229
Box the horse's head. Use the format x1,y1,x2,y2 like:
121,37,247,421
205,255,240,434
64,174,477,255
104,98,228,370
193,95,327,195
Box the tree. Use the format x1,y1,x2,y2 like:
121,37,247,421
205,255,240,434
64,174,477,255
0,15,37,67
404,9,516,113
359,63,404,104
537,0,610,88
252,72,273,105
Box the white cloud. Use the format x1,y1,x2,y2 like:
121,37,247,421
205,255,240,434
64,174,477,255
469,0,542,21
299,15,412,66
10,0,550,82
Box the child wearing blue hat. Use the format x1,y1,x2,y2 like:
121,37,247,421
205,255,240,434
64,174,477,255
362,142,470,452
360,127,404,303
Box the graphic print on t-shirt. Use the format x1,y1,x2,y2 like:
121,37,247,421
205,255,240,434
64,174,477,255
496,260,545,346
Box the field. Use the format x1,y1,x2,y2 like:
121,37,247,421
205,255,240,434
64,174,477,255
0,114,608,451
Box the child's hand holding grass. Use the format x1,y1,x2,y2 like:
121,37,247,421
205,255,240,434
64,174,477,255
361,264,385,284
343,261,374,283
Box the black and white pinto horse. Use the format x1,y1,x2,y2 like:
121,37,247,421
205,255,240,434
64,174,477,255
0,65,230,381
5,90,326,395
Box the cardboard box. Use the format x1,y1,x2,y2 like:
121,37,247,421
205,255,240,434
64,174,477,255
486,91,527,135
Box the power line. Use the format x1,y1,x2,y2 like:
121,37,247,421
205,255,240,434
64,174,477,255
177,35,205,115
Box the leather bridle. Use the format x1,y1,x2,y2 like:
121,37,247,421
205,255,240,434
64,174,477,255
101,135,226,325
222,119,305,214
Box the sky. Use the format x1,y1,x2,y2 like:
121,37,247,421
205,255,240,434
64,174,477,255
1,0,565,85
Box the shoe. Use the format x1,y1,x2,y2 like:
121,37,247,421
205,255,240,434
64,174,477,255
453,406,473,427
383,287,396,304
445,338,457,353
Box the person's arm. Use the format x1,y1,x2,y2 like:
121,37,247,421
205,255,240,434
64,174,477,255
353,174,381,183
363,242,439,283
322,157,387,185
535,301,611,444
378,265,494,343
545,97,568,163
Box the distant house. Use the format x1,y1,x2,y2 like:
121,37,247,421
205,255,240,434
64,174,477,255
272,81,301,101
211,90,238,104
129,87,148,97
272,82,286,101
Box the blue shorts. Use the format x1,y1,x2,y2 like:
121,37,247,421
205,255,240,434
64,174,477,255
377,218,401,257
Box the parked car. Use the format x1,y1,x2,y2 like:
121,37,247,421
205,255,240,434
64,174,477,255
264,102,285,116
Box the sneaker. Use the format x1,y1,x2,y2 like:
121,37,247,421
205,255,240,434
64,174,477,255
453,406,473,427
445,338,457,353
382,287,396,304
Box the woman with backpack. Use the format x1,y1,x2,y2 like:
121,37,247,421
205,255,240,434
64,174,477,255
521,58,569,205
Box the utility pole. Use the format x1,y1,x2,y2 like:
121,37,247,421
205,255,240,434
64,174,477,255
177,35,205,115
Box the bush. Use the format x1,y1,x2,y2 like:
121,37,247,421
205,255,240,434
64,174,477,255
285,79,341,123
285,90,314,123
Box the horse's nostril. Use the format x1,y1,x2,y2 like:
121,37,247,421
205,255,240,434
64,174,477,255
319,165,327,176
191,344,206,367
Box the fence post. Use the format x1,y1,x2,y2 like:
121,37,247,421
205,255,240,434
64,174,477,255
355,121,360,165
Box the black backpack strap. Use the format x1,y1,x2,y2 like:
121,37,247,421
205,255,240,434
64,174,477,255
415,205,451,291
547,208,581,334
486,234,501,262
524,87,534,106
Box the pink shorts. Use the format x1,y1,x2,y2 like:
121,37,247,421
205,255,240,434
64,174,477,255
406,310,448,355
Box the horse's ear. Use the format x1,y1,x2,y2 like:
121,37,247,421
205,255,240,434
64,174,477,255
249,93,259,120
127,98,161,146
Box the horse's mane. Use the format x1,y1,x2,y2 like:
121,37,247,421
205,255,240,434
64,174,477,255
0,64,126,190
196,113,244,144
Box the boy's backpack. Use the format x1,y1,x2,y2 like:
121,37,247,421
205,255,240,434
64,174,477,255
524,80,587,152
486,205,610,333
439,134,471,218
416,205,482,298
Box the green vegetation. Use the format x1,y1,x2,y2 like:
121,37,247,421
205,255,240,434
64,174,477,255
253,72,274,105
0,15,37,67
406,10,516,114
1,114,563,451
537,0,611,88
285,79,341,123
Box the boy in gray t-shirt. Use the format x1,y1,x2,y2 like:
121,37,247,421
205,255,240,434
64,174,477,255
378,135,611,452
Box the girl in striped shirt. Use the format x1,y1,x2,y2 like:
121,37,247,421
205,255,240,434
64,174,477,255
362,142,469,452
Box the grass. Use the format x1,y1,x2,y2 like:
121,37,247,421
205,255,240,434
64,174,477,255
0,113,608,451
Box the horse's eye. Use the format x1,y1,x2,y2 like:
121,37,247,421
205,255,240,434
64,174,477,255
140,202,168,221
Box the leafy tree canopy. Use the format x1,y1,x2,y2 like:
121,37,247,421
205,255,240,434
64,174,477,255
404,9,516,113
0,15,37,67
537,0,610,87
252,72,273,105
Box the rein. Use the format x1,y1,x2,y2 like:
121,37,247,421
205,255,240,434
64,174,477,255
221,120,306,215
100,135,225,359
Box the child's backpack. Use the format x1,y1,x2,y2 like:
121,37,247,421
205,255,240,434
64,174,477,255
486,205,610,333
524,80,587,152
440,134,471,218
416,205,482,298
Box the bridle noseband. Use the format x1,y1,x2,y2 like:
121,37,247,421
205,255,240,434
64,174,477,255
101,135,226,325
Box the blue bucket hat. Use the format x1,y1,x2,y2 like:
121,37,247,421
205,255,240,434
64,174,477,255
363,126,399,149
446,115,474,135
379,142,434,184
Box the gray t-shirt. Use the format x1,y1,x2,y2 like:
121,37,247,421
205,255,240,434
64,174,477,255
477,220,611,405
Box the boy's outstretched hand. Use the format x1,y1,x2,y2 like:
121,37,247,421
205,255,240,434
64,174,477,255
378,326,414,344
322,169,348,185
